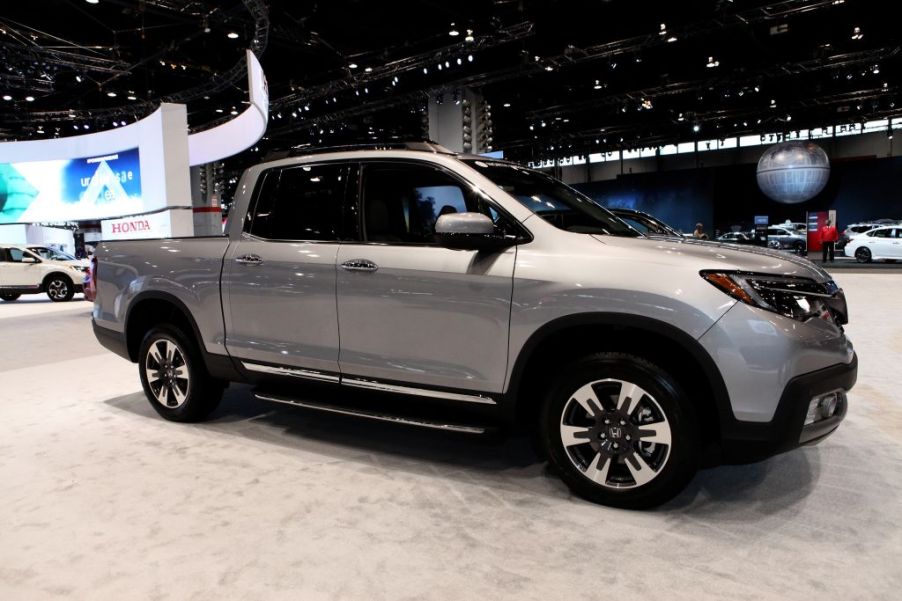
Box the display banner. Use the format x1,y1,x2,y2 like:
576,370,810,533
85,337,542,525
0,148,142,224
101,209,175,240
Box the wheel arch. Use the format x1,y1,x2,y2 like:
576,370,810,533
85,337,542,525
124,291,241,381
42,271,73,290
506,313,732,449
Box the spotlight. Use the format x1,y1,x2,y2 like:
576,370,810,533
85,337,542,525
706,56,720,68
2,95,11,101
25,96,34,102
693,124,700,132
423,67,428,74
348,63,358,69
107,91,117,97
666,35,678,43
449,24,459,37
503,102,511,108
465,29,474,43
851,26,863,40
75,75,82,82
86,0,99,4
227,32,239,39
467,54,473,62
364,67,373,73
127,95,137,101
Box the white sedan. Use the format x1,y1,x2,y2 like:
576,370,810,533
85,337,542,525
844,226,902,262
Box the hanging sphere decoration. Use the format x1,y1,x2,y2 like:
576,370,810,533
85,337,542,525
756,141,830,204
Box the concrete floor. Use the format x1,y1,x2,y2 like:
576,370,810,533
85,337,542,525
1,275,900,601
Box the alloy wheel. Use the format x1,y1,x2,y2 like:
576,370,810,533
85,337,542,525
47,279,69,301
855,248,871,263
144,338,191,408
559,378,672,490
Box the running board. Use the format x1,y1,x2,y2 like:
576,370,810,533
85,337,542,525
254,392,488,435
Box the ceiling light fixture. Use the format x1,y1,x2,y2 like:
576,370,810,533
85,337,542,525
227,32,239,39
465,29,474,43
107,91,117,97
2,95,11,101
851,26,863,40
666,35,678,43
25,96,34,102
348,62,358,69
86,0,99,4
364,66,373,73
449,23,459,37
706,56,720,68
693,124,700,132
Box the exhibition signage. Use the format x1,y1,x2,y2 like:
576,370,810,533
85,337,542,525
101,210,178,240
0,149,142,224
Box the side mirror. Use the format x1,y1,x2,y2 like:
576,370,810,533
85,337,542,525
21,256,40,264
435,212,510,251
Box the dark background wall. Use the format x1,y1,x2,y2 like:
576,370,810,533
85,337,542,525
573,155,902,236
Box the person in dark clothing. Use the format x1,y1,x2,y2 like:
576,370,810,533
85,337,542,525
820,219,839,262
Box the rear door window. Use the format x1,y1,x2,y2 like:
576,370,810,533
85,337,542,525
246,163,349,241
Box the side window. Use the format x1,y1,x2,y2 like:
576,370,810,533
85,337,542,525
871,229,890,238
247,163,347,241
360,162,506,244
8,248,26,262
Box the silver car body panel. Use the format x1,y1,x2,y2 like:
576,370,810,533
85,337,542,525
222,234,341,373
335,243,516,393
92,237,230,355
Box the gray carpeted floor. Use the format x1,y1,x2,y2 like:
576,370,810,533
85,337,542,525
1,273,900,600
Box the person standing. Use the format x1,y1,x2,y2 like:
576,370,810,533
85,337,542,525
820,219,839,262
692,222,708,240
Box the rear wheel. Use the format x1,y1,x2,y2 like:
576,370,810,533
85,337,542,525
542,353,699,509
138,324,224,422
855,247,872,263
0,293,20,301
45,275,74,302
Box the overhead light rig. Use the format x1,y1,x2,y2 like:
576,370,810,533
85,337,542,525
0,0,269,132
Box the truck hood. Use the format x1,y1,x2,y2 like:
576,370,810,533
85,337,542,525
592,234,833,283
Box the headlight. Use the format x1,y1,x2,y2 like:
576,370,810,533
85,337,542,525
701,271,847,324
71,265,87,273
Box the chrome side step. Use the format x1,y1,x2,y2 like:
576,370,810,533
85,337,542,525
254,392,488,435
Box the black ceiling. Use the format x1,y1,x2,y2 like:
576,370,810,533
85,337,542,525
1,0,899,167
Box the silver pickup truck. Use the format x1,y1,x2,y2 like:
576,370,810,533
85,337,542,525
92,143,857,508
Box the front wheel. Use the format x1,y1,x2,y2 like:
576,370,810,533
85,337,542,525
855,247,872,263
45,275,74,302
138,324,224,422
0,293,21,301
542,353,699,509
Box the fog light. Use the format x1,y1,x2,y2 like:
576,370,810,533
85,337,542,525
805,390,845,425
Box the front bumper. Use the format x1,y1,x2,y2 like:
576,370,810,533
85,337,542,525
718,353,857,463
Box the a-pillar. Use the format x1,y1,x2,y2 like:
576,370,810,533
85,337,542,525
427,89,494,154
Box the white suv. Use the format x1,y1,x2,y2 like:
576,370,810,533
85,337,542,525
0,244,86,302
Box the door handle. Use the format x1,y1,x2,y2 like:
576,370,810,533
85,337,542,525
341,259,378,273
235,254,263,265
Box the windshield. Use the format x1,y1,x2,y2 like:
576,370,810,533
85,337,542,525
29,247,76,261
464,160,639,236
615,212,678,236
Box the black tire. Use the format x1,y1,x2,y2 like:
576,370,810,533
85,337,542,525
138,324,224,422
793,241,806,253
45,274,74,302
541,352,699,509
855,247,872,263
0,293,21,301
